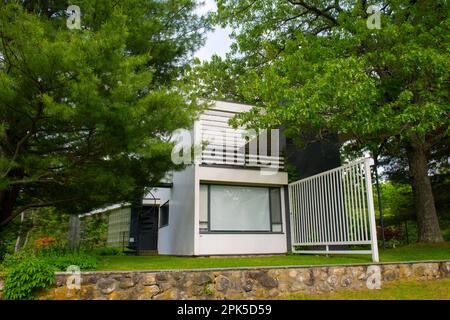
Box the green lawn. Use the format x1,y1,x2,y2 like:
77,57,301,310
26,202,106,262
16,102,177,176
284,278,450,300
96,242,450,271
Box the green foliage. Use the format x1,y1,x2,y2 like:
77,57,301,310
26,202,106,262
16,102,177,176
27,208,70,245
0,1,209,226
0,241,6,262
286,163,301,183
206,1,449,145
43,252,98,270
34,245,98,270
0,215,22,260
0,228,17,261
2,247,98,271
13,208,70,251
202,283,214,296
1,248,34,269
3,257,55,300
374,181,450,245
91,246,125,256
375,182,415,225
441,220,450,242
1,246,98,299
431,174,450,221
185,56,246,102
198,0,449,242
0,208,70,257
0,207,111,255
79,214,109,249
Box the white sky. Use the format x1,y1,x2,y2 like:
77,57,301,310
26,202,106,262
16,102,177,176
194,0,232,61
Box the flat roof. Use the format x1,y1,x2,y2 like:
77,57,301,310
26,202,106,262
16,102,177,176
203,99,255,113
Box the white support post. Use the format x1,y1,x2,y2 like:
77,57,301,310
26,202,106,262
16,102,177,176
289,186,295,253
364,158,379,263
193,119,201,255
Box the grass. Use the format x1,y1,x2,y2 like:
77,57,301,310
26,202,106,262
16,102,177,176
95,242,450,271
284,278,450,300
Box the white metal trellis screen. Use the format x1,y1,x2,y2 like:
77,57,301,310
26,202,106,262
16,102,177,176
289,158,379,262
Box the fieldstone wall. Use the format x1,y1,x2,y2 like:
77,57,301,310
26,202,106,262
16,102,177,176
1,260,449,300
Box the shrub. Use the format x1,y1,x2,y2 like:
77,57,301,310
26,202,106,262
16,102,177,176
91,247,125,256
0,240,7,262
3,258,55,300
1,248,33,268
79,214,109,249
45,252,98,271
1,248,97,300
383,226,404,240
3,248,98,271
34,236,57,249
36,244,73,258
2,249,97,300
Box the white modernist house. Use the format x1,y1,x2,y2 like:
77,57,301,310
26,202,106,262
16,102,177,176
102,100,379,261
153,100,289,256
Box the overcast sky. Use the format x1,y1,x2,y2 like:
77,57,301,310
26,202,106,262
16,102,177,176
194,0,232,61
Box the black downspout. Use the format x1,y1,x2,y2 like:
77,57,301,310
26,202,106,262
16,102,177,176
135,206,140,256
284,185,292,253
132,198,143,256
280,128,292,253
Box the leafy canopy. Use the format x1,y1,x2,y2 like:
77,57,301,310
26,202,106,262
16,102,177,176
197,0,449,155
0,1,208,223
197,0,449,242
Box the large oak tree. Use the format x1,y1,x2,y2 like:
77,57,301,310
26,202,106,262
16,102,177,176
195,0,449,242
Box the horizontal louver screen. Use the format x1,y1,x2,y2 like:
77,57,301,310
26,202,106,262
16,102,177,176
199,109,284,169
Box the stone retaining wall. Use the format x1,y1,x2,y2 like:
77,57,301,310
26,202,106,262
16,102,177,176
1,260,449,300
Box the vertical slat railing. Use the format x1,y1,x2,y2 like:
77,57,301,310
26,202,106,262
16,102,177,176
289,158,379,262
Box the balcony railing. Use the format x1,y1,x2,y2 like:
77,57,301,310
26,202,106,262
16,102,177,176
288,158,379,262
198,109,285,170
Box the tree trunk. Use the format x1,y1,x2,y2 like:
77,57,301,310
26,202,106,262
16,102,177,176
68,214,80,250
0,168,24,230
406,140,443,242
14,212,25,252
0,186,21,231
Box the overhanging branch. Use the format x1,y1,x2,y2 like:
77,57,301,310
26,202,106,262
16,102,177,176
1,197,79,228
287,0,340,26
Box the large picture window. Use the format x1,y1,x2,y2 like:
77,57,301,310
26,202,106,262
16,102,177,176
199,184,283,233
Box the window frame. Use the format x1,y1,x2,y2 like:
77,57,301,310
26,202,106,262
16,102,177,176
159,200,169,228
200,184,284,234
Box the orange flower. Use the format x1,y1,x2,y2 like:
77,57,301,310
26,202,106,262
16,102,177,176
34,236,57,248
